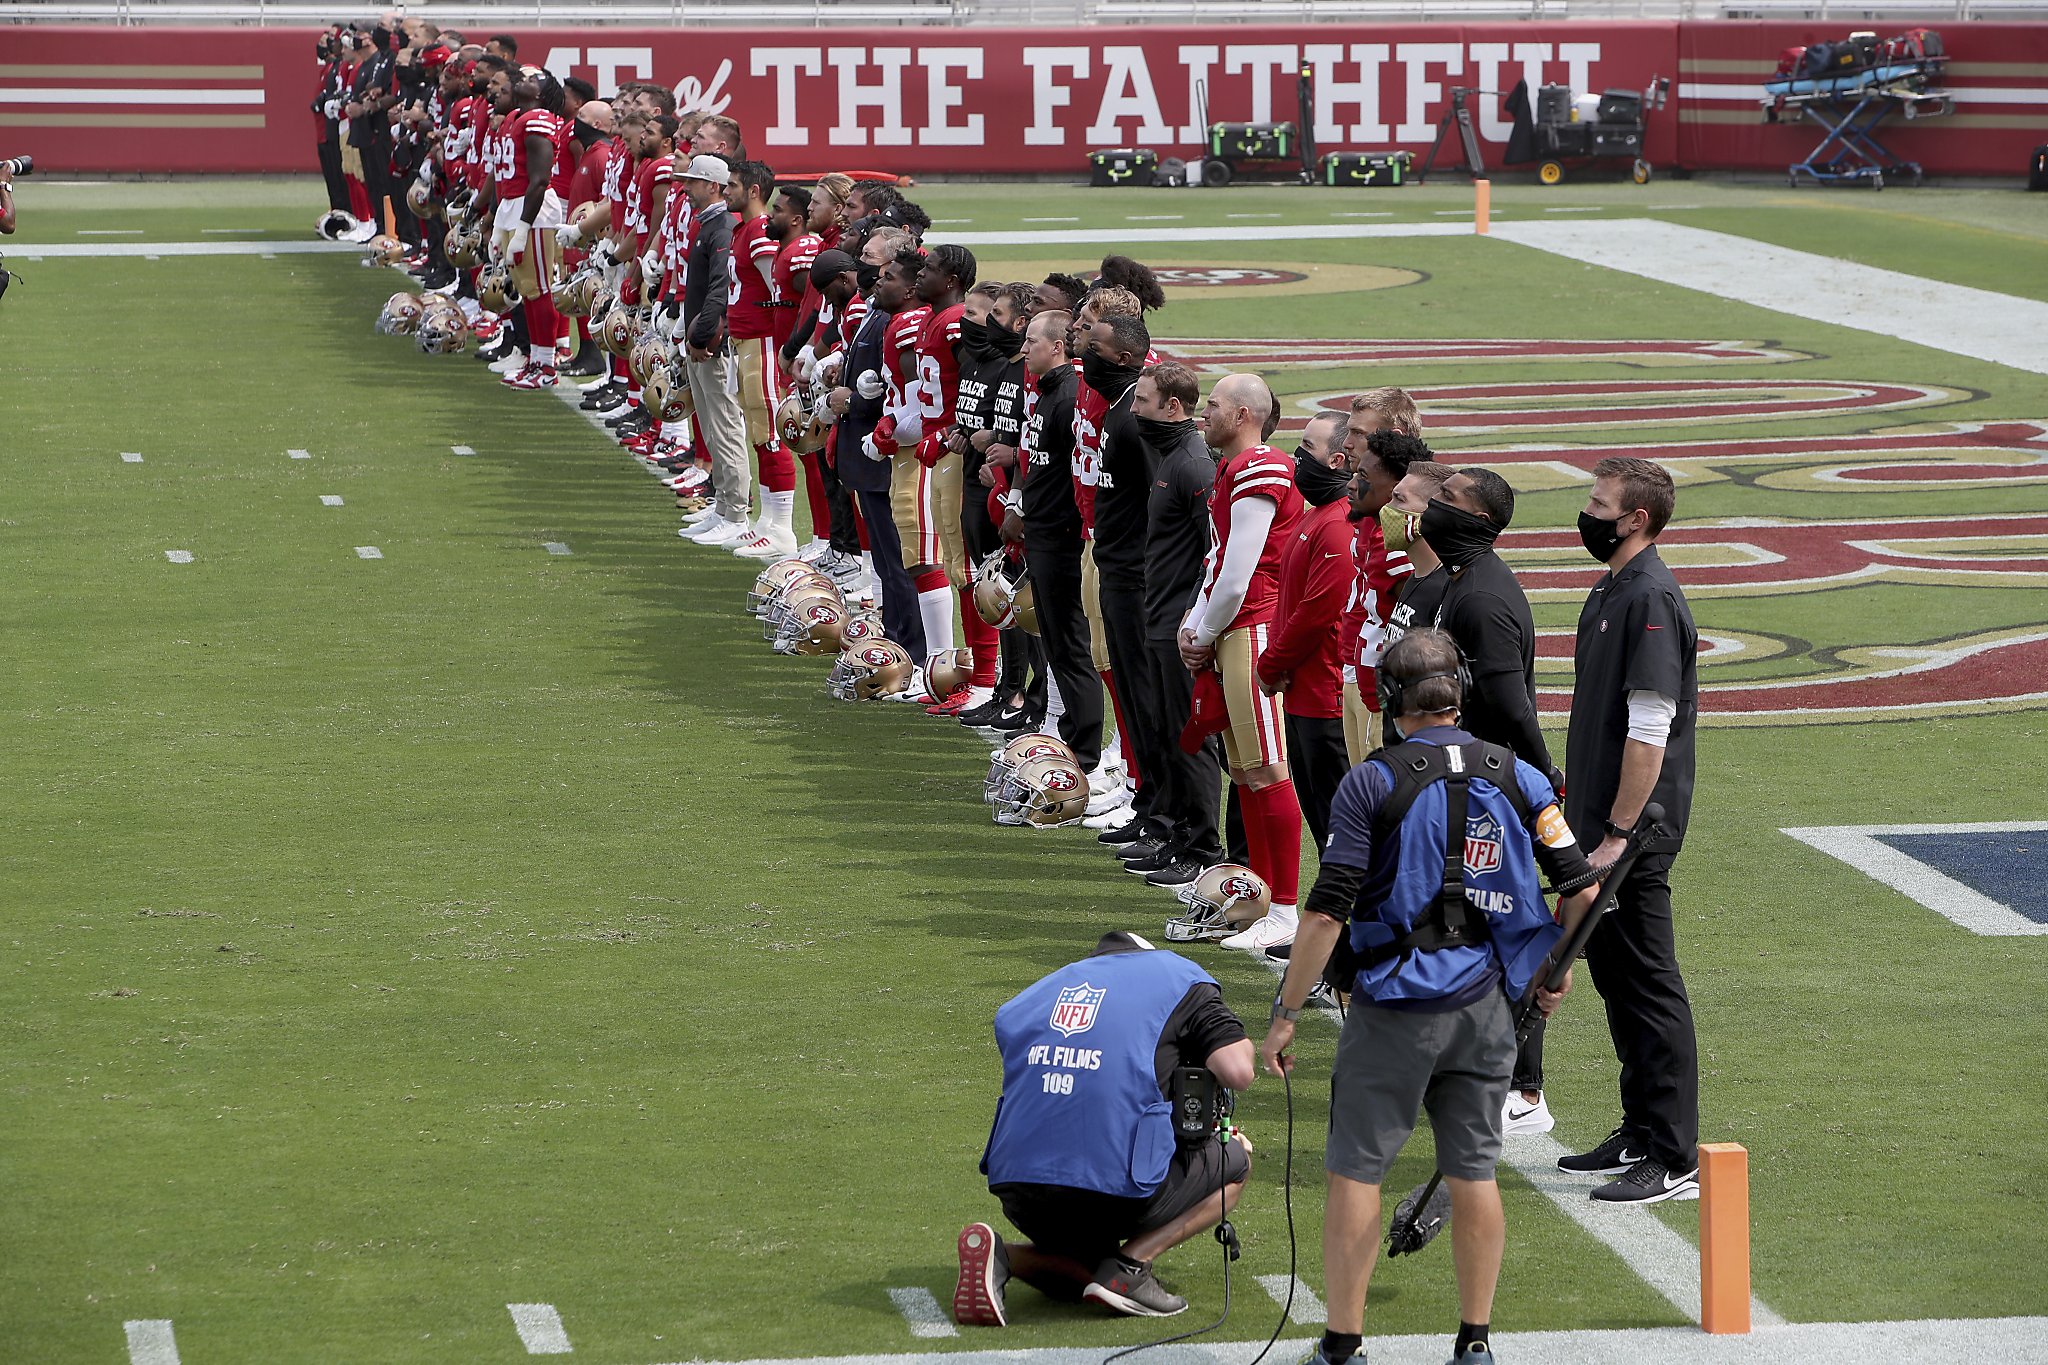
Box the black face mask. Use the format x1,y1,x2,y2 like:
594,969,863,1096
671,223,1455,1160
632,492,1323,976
984,318,1022,357
1080,350,1143,396
1420,499,1500,571
1578,510,1629,564
961,315,996,362
1293,449,1352,507
855,261,880,292
1137,416,1195,452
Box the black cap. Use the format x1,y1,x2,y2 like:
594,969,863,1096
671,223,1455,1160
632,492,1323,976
809,249,857,289
1090,931,1156,957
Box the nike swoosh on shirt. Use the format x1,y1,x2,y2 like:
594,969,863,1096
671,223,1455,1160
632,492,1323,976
1645,625,1664,630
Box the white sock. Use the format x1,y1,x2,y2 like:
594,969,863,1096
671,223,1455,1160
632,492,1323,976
964,684,995,707
918,587,955,663
860,550,875,581
1103,731,1123,768
1268,903,1299,928
764,490,795,539
530,343,553,368
1047,675,1066,727
457,297,481,321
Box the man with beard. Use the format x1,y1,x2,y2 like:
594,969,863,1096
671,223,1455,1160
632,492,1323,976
1337,388,1422,766
723,159,800,561
482,63,567,389
1256,410,1355,853
969,282,1047,731
1376,461,1456,655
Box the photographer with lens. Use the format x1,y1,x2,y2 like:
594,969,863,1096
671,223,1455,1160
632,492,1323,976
954,930,1255,1327
0,153,29,236
1259,628,1601,1365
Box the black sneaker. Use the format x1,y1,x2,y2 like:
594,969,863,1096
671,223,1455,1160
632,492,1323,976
559,348,605,378
475,337,513,364
1081,1256,1186,1317
1147,856,1210,888
957,696,1008,728
1116,838,1169,864
1095,817,1143,846
988,705,1039,733
1591,1156,1699,1204
1557,1126,1647,1176
580,383,624,412
1124,848,1177,875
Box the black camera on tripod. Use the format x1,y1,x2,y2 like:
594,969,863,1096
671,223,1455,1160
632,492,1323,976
1,155,32,177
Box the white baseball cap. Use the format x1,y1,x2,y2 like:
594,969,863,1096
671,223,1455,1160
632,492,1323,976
679,154,730,185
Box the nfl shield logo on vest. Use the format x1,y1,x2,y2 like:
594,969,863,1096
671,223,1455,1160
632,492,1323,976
1464,815,1504,876
1050,983,1106,1037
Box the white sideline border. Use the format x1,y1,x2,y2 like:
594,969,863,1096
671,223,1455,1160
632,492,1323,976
123,1319,180,1365
650,1317,2045,1365
1781,822,2048,937
507,1301,574,1354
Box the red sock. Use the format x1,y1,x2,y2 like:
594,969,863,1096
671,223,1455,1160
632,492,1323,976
758,442,796,494
1100,667,1139,789
611,354,629,382
1239,780,1271,884
522,294,562,358
800,453,830,539
346,175,371,220
961,587,998,686
912,568,949,594
1243,780,1303,905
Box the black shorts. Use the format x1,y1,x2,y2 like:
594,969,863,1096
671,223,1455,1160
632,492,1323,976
992,1137,1250,1268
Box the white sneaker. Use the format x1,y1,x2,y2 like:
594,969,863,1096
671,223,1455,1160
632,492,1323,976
1502,1092,1555,1137
578,373,612,392
681,515,736,542
733,530,799,560
798,539,833,563
427,277,459,297
692,518,751,547
680,503,723,526
1083,804,1138,831
1085,784,1133,819
1220,913,1296,953
1088,762,1127,798
489,352,528,375
883,666,931,703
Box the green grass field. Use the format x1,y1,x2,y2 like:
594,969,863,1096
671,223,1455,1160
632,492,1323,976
3,176,2046,1363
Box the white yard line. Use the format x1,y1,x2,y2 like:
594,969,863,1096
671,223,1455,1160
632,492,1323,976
123,1320,180,1365
163,550,193,563
22,239,354,258
121,451,143,463
355,546,383,559
544,541,572,555
507,1302,574,1354
930,223,1469,247
320,495,344,506
628,1317,2048,1365
1254,1273,1326,1325
287,448,311,459
1490,219,2048,377
886,1287,958,1339
1781,823,2048,937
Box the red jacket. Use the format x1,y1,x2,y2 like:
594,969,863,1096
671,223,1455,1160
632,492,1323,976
1257,497,1353,719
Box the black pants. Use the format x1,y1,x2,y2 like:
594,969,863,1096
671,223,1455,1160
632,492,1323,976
819,451,861,556
357,136,393,233
855,487,926,661
1225,785,1248,865
1583,852,1699,1170
1023,537,1100,773
1143,636,1222,860
1283,712,1349,851
317,131,350,211
1098,582,1165,832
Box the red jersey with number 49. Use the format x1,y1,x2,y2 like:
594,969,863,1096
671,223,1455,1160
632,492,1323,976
727,214,778,340
884,304,930,414
916,303,964,427
1202,444,1306,632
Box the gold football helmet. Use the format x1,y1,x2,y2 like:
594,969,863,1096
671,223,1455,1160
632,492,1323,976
972,551,1038,635
405,181,438,220
476,261,519,314
993,753,1089,828
839,610,887,645
748,558,818,616
377,292,425,336
1169,864,1273,941
600,305,639,358
925,648,973,699
552,270,600,317
444,221,483,268
417,312,468,354
773,593,850,656
365,232,407,266
985,732,1078,805
762,577,841,642
827,639,916,701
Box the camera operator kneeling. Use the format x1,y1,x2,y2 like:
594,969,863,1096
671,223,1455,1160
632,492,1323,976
954,930,1255,1327
1260,628,1601,1365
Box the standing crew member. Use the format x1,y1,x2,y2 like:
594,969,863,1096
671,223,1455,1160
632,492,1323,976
1260,628,1600,1365
1557,457,1703,1204
955,931,1255,1326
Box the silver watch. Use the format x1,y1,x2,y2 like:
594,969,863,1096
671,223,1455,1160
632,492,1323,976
1270,1001,1301,1022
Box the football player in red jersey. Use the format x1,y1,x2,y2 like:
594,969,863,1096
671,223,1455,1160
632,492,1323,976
482,64,568,388
1338,386,1422,763
552,98,612,377
866,247,939,697
1178,374,1306,953
723,160,801,561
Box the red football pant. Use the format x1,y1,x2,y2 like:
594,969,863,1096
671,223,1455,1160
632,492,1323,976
960,588,998,687
800,452,830,540
757,442,795,495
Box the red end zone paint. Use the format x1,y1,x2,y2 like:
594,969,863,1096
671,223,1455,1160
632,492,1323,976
1159,338,1806,371
1307,379,1962,434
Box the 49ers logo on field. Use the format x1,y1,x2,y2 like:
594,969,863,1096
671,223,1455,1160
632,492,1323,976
1149,267,1308,287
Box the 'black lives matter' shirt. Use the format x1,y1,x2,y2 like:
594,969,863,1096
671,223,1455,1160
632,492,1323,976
1144,427,1219,641
1383,565,1450,654
955,349,1008,482
1438,550,1554,776
1090,386,1154,592
1020,363,1080,545
1564,545,1698,852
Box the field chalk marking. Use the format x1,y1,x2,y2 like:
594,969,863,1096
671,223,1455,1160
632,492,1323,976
123,1319,180,1365
163,550,193,563
78,228,143,235
1782,823,2048,936
1490,219,2048,377
507,1302,573,1354
544,542,572,555
451,444,476,456
929,222,1469,247
121,451,143,463
320,495,344,506
287,448,311,460
886,1287,958,1339
354,546,383,559
1255,1273,1326,1325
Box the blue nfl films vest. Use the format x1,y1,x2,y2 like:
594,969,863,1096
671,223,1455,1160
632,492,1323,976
1351,761,1563,1006
981,950,1215,1199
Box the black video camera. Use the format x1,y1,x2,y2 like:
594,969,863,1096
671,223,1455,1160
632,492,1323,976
1,155,33,177
1169,1066,1233,1146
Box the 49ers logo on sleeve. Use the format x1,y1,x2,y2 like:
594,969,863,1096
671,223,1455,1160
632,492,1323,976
1050,983,1105,1037
1464,814,1504,876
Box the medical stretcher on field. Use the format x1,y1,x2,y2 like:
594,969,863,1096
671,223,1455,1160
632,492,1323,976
1762,29,1952,189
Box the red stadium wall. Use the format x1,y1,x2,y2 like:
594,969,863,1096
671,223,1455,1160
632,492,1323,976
2,23,2043,178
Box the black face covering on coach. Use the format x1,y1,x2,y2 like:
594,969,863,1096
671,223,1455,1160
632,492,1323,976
1080,351,1143,395
1293,451,1351,507
1136,416,1195,452
1578,510,1627,563
1421,500,1501,571
984,318,1022,358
